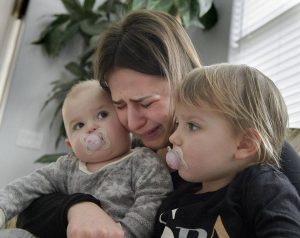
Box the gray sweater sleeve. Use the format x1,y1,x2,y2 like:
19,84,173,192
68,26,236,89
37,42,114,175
119,148,173,238
0,155,71,226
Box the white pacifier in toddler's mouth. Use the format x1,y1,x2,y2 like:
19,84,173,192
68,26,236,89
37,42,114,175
166,146,188,170
80,128,111,154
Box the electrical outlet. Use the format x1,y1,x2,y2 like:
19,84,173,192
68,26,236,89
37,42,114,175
16,129,43,150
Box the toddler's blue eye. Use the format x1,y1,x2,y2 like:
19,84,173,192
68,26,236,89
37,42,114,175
187,122,199,131
98,111,108,119
73,122,84,130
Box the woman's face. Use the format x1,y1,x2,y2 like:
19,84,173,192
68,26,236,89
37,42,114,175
107,68,171,150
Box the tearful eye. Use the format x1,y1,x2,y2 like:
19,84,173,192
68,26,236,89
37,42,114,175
97,111,108,119
115,105,125,110
73,122,84,130
141,102,152,108
140,95,160,109
113,102,126,110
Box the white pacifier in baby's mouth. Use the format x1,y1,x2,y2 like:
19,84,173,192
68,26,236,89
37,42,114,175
166,146,188,170
80,128,111,154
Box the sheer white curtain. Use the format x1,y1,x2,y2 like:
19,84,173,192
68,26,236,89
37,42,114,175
229,0,300,128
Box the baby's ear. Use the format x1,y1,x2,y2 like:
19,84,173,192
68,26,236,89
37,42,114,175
235,129,260,160
65,139,72,149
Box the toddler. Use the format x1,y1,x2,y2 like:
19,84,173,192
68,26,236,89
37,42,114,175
154,64,300,237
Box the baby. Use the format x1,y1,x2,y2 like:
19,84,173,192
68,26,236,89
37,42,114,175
0,80,173,238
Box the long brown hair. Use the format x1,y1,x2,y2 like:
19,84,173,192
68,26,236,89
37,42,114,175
94,10,202,144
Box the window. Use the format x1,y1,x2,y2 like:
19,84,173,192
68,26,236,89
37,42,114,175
0,0,29,126
229,0,300,128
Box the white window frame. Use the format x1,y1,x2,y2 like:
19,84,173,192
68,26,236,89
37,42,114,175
0,0,26,126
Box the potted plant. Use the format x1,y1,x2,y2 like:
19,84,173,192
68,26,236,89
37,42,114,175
35,0,218,162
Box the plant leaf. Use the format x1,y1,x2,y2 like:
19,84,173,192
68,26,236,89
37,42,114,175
176,0,191,27
181,11,192,28
129,0,147,10
49,101,64,129
46,28,66,56
81,48,96,66
89,34,101,49
56,121,67,148
62,0,83,16
197,0,213,17
49,22,80,56
83,0,95,11
147,0,174,12
50,14,71,27
112,1,128,17
65,62,85,77
198,3,218,30
79,19,106,36
33,14,70,45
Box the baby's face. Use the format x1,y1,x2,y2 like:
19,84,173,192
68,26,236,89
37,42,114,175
63,88,130,163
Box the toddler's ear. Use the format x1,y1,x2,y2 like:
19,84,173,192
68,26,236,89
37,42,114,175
235,129,260,160
65,139,72,149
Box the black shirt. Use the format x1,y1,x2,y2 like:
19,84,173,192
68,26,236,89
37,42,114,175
153,165,300,238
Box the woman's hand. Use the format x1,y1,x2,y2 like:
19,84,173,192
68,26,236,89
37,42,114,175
67,202,124,238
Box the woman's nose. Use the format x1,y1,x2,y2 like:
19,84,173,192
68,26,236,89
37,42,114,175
127,106,146,132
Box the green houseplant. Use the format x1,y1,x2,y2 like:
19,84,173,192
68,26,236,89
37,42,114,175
36,0,218,163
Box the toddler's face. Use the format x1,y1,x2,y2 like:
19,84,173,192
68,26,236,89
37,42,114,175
169,100,240,191
63,88,130,163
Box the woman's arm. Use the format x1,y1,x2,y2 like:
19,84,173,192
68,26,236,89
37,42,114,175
16,193,104,238
280,141,300,194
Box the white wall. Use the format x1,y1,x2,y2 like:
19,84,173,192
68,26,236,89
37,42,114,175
0,0,233,187
188,0,233,65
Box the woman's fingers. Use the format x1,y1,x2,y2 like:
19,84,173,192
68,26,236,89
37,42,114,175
67,202,124,238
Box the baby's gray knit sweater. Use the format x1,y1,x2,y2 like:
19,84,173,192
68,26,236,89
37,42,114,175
0,147,173,237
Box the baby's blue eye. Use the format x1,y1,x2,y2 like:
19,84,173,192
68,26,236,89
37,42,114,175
97,111,108,119
73,122,84,130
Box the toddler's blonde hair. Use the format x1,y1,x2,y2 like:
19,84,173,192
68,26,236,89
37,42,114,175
177,64,288,167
